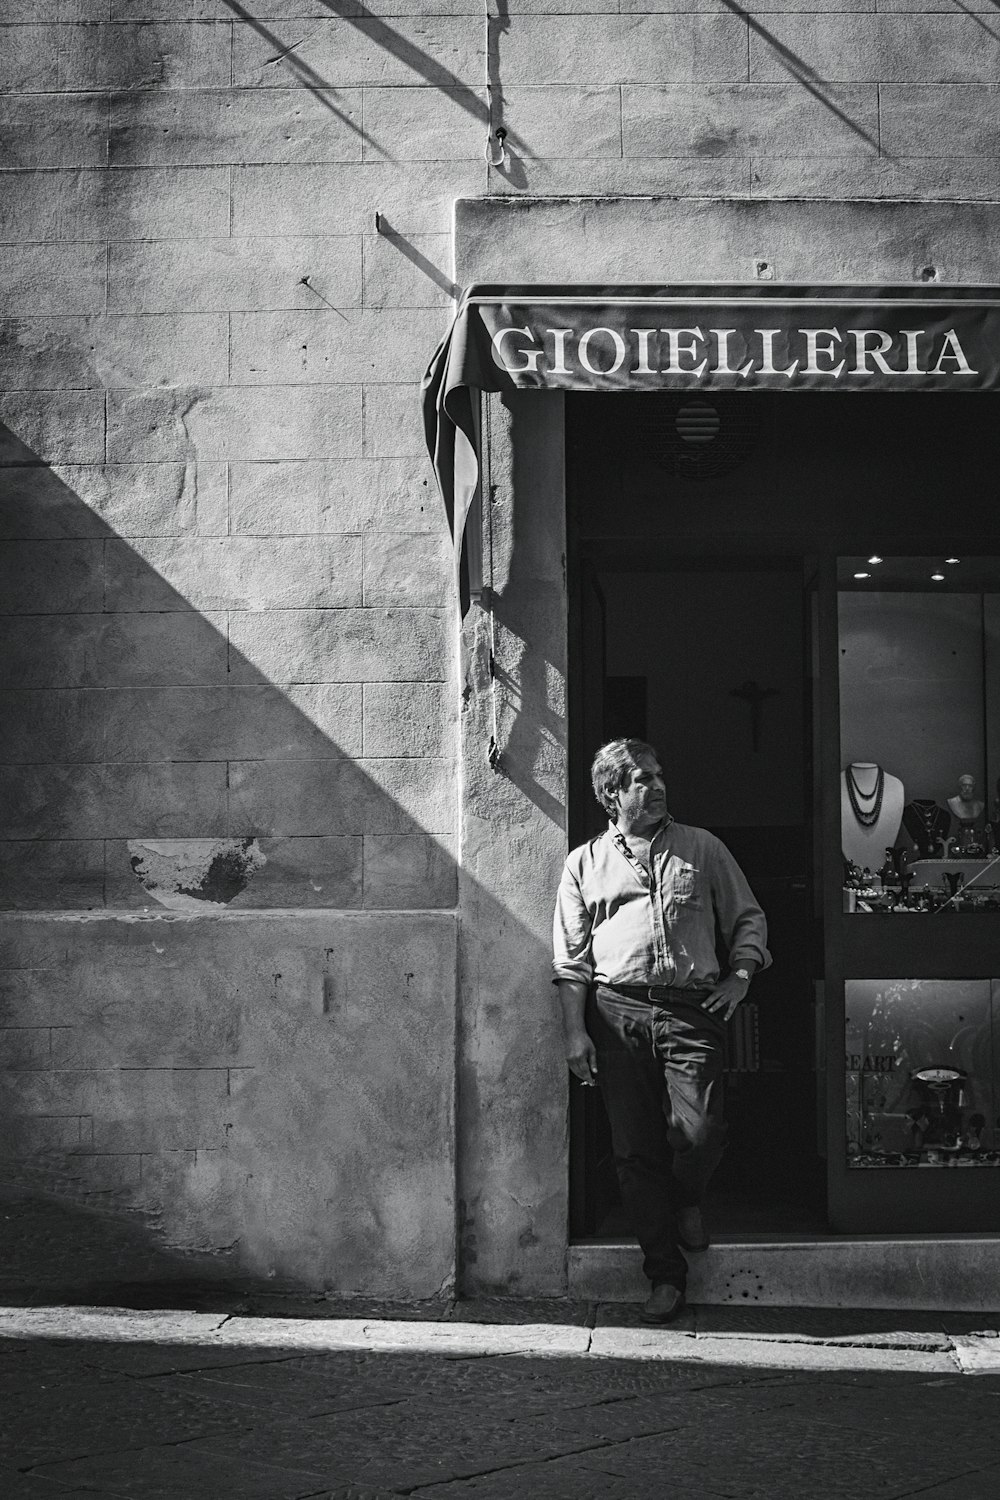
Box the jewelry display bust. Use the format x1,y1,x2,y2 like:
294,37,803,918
902,798,951,858
841,762,905,870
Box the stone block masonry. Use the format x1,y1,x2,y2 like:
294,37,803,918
1,5,466,1292
0,912,457,1293
0,315,230,389
1,2,999,1295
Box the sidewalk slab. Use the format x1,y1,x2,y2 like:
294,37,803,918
27,1443,332,1500
892,1470,1000,1500
359,1320,592,1355
952,1334,1000,1373
692,1303,955,1348
2,1474,117,1500
0,1305,595,1358
0,1306,226,1343
189,1400,689,1492
414,1458,669,1499
570,1413,985,1498
588,1324,959,1371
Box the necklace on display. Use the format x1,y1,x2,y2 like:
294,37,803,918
846,764,885,827
912,800,942,835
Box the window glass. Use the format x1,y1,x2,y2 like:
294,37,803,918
846,979,999,1168
839,559,1000,906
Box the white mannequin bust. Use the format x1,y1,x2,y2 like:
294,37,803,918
841,762,905,871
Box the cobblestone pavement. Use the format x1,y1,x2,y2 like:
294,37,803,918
3,1184,1000,1499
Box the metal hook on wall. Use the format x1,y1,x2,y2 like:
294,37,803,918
486,126,509,170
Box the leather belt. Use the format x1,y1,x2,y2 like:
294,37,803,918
603,983,710,1005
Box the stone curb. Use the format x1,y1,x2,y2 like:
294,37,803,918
3,1306,1000,1373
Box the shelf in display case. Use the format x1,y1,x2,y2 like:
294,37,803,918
842,914,1000,978
909,859,1000,887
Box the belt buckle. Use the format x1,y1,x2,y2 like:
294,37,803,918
648,984,671,1002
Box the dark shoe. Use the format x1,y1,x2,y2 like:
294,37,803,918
675,1204,710,1252
640,1283,686,1325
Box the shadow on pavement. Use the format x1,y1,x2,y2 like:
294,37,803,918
3,1186,1000,1498
2,1321,1000,1500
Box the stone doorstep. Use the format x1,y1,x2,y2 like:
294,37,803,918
569,1236,1000,1312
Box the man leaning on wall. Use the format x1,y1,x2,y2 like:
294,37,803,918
553,739,771,1323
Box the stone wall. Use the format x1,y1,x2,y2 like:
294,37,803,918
0,1,466,1293
2,2,999,1294
0,909,457,1293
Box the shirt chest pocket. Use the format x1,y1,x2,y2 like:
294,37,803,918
668,860,702,907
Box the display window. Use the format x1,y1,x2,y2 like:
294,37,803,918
838,558,1000,913
837,559,1000,1182
846,979,1000,1168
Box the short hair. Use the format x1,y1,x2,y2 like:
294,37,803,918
591,738,658,817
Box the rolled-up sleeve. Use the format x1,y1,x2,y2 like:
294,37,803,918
709,838,771,975
552,859,594,984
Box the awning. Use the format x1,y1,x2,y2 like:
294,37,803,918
421,283,1000,611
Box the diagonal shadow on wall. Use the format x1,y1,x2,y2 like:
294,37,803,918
719,0,886,160
0,422,557,1297
224,0,530,163
220,0,372,148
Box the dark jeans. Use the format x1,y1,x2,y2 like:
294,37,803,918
588,983,728,1291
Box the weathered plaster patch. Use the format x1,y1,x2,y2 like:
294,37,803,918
127,838,266,910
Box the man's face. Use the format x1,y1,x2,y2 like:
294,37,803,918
614,753,667,830
959,775,976,799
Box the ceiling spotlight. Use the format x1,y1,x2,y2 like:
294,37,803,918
867,555,883,565
945,557,960,565
931,572,945,582
853,571,871,579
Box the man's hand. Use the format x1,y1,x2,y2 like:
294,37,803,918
558,978,598,1086
702,971,751,1022
565,1026,598,1086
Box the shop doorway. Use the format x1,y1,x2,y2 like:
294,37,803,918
565,388,1000,1240
567,555,825,1238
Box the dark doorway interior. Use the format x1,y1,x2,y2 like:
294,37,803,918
566,390,832,1238
570,561,824,1238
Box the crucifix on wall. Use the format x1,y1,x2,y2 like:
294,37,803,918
730,679,780,753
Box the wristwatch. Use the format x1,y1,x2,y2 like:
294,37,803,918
734,968,752,983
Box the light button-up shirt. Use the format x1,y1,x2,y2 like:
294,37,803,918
552,819,770,990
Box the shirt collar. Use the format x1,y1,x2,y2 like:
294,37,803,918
609,815,673,846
